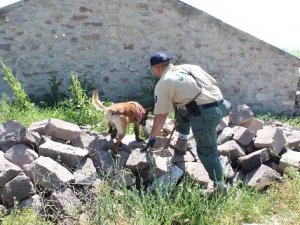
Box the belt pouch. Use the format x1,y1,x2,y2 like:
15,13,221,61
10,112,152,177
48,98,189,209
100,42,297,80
185,100,201,116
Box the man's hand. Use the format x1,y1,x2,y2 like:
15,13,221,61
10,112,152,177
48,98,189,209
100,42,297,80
140,136,156,152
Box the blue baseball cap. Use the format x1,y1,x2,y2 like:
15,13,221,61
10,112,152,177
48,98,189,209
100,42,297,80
150,52,171,66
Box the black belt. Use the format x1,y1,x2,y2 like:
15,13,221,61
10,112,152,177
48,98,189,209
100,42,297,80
199,99,223,109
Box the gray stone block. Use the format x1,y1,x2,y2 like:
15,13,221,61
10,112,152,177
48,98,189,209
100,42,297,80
38,138,88,169
4,144,38,169
23,156,74,191
0,154,22,187
279,150,300,172
44,118,82,141
0,172,35,206
254,126,287,155
245,164,281,190
238,148,270,170
0,127,40,152
218,140,245,161
229,104,254,126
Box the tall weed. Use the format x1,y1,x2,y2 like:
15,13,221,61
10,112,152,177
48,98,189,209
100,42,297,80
35,75,66,107
1,61,33,110
57,72,102,126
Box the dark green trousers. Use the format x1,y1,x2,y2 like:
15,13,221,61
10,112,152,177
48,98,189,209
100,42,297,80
176,99,231,182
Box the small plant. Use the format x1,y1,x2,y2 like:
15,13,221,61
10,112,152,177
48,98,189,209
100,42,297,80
57,72,102,126
36,73,95,108
48,75,63,101
69,71,88,108
1,61,33,110
31,75,67,107
139,65,159,107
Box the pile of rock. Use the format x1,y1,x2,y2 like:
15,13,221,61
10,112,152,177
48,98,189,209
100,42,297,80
0,104,299,222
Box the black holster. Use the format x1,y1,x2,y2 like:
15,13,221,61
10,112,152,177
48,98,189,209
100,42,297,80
185,100,201,117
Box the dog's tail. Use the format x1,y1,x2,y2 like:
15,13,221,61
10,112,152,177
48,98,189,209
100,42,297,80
92,89,106,111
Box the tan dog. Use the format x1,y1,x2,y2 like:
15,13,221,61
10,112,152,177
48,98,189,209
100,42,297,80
92,89,149,156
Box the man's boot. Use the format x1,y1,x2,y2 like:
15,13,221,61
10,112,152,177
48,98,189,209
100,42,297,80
172,138,188,154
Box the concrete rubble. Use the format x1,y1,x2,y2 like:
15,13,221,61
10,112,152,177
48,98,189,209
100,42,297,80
0,106,299,221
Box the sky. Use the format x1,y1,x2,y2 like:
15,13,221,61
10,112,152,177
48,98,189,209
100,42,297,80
1,0,299,50
0,0,20,8
181,0,300,51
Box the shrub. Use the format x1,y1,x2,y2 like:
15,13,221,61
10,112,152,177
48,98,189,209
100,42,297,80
1,61,33,110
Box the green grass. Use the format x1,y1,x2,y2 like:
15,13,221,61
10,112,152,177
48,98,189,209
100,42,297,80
1,207,53,225
256,112,300,128
1,171,299,225
61,171,300,225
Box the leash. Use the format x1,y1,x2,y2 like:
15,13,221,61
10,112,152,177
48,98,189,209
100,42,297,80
164,119,179,149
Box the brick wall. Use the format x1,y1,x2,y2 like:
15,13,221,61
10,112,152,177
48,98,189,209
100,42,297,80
0,0,300,114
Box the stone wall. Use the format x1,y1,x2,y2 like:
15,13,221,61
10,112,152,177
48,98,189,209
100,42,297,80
0,0,299,114
294,74,300,115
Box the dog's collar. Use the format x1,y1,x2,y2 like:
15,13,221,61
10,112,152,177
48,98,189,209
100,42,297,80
132,102,143,123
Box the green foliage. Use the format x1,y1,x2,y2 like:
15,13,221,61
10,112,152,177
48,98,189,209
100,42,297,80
32,73,95,107
56,72,102,126
69,71,87,108
256,111,300,128
1,61,33,110
139,65,160,107
83,172,300,225
289,49,300,58
1,207,53,225
266,167,300,223
0,168,299,225
0,95,74,127
0,66,104,130
68,72,95,103
39,75,66,106
48,75,63,100
0,95,11,124
219,185,272,224
0,65,108,132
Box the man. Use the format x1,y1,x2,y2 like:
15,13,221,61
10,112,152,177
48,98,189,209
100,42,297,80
142,52,231,189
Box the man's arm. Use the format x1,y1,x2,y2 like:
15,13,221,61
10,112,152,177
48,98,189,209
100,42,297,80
150,113,168,137
140,113,168,152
